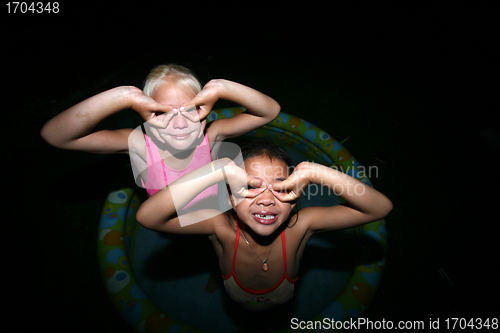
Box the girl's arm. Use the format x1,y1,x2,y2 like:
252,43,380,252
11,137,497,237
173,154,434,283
40,86,172,154
187,80,281,142
136,158,265,234
270,162,393,233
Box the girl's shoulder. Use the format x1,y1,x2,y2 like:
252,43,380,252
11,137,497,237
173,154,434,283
205,123,219,143
212,213,238,244
285,210,315,239
283,211,316,259
127,127,147,158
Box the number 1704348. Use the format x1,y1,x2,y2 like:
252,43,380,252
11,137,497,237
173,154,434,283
6,2,59,13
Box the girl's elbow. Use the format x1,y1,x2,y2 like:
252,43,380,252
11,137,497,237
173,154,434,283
136,205,152,229
41,124,68,149
272,102,281,117
40,124,56,146
378,198,393,219
263,102,280,124
136,204,169,231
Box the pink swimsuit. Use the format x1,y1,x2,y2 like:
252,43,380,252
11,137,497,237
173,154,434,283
141,133,218,211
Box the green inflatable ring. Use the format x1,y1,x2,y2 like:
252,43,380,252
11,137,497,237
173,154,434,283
97,107,387,332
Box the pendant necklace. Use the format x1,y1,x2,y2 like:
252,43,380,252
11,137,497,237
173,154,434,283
240,229,273,272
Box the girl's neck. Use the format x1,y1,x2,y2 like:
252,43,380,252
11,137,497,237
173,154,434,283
238,218,286,247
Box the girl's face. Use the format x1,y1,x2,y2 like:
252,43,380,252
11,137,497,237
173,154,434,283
152,81,203,150
233,156,296,237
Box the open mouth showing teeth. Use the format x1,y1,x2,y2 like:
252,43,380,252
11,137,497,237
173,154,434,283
253,214,277,220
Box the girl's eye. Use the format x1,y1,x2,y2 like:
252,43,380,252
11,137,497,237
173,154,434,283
183,107,196,113
270,182,289,193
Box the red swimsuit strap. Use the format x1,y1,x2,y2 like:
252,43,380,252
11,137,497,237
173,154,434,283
221,221,239,280
281,228,298,284
222,219,298,294
230,221,240,276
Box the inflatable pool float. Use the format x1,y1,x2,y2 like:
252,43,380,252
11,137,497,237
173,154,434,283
97,107,387,332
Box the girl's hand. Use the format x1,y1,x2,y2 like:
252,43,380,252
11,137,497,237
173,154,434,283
146,107,207,144
186,80,223,121
222,160,266,199
268,162,313,201
129,88,175,128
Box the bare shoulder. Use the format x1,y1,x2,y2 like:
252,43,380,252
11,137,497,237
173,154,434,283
127,127,146,158
211,214,237,243
284,211,314,242
206,121,222,143
292,204,359,234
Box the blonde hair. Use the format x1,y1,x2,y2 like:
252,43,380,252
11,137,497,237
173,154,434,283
143,64,202,98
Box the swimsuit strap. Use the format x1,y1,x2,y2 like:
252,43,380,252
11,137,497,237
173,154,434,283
160,133,210,174
144,133,169,187
281,228,298,283
144,132,159,163
145,132,210,187
231,221,240,275
221,219,239,280
222,217,298,290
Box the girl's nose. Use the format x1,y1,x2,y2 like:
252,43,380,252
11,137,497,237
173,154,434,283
256,187,275,206
171,112,188,129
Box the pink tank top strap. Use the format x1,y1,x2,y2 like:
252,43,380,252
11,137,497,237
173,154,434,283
144,133,158,164
142,133,216,202
144,133,168,180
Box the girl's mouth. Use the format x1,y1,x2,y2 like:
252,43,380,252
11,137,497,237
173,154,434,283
171,133,191,140
252,213,278,225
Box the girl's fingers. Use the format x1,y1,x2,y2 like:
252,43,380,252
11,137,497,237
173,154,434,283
146,116,165,128
185,91,215,121
197,106,212,120
239,185,266,199
248,176,264,189
246,176,266,192
273,190,299,202
148,111,175,128
147,104,174,124
156,103,174,114
268,177,305,201
149,127,165,144
268,178,295,191
198,119,207,138
179,105,201,122
186,94,201,106
269,182,294,200
228,174,266,199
